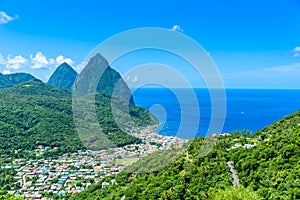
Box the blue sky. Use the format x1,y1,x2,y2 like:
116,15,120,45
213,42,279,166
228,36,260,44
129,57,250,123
0,0,300,88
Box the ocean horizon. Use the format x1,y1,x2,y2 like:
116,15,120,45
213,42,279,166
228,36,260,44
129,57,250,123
132,88,300,138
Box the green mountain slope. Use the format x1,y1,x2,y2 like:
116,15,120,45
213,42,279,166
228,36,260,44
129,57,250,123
73,110,300,200
4,73,37,85
231,111,300,199
0,80,155,159
0,73,11,89
47,62,78,90
0,72,37,89
74,53,134,104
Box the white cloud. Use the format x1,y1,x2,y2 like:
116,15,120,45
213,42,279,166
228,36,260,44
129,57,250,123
294,46,300,52
55,55,73,66
6,55,27,69
30,52,50,69
74,61,87,72
169,25,184,32
2,70,11,75
132,75,138,82
293,46,300,57
0,11,18,24
49,58,55,65
294,52,300,58
0,52,77,82
29,53,74,69
1,52,75,72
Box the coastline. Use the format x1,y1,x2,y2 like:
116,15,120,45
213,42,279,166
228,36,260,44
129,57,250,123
91,124,189,166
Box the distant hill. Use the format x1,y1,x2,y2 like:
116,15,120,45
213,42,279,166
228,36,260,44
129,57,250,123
74,53,134,104
0,72,37,89
0,73,11,89
47,62,78,90
0,80,156,159
5,73,37,85
74,110,300,200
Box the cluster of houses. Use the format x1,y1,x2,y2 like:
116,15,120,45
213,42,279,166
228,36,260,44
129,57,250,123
7,149,102,199
5,126,188,199
218,132,270,150
129,125,188,149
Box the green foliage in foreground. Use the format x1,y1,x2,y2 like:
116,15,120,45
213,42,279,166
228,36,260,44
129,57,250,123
0,169,17,192
0,192,22,200
72,136,233,200
208,186,263,200
74,110,300,200
0,80,156,159
231,110,300,199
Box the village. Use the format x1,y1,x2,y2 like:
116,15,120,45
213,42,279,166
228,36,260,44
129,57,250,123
5,125,188,199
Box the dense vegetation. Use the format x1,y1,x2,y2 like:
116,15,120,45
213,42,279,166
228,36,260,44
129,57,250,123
0,80,155,160
0,191,22,200
0,168,17,193
231,111,300,199
4,73,37,85
0,73,37,89
47,62,78,90
74,110,300,200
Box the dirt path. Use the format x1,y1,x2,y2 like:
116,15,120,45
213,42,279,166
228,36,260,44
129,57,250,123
227,161,240,186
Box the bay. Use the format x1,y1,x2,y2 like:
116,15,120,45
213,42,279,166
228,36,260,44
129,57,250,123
132,88,300,138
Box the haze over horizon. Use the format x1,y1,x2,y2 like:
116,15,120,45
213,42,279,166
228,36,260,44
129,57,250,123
0,0,300,89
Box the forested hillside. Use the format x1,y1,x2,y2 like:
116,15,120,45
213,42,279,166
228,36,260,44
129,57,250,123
74,110,300,200
0,80,155,160
231,110,300,199
0,72,37,89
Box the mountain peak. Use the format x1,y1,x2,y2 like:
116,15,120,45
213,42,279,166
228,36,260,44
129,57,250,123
74,53,134,104
57,62,75,71
47,63,78,90
87,53,109,69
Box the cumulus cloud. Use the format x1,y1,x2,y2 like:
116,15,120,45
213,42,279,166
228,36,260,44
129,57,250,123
49,58,55,65
30,52,50,69
0,52,75,73
75,61,87,72
55,55,73,66
293,46,300,57
6,55,27,69
169,25,184,32
28,53,74,69
294,46,300,52
0,11,18,24
2,70,11,75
